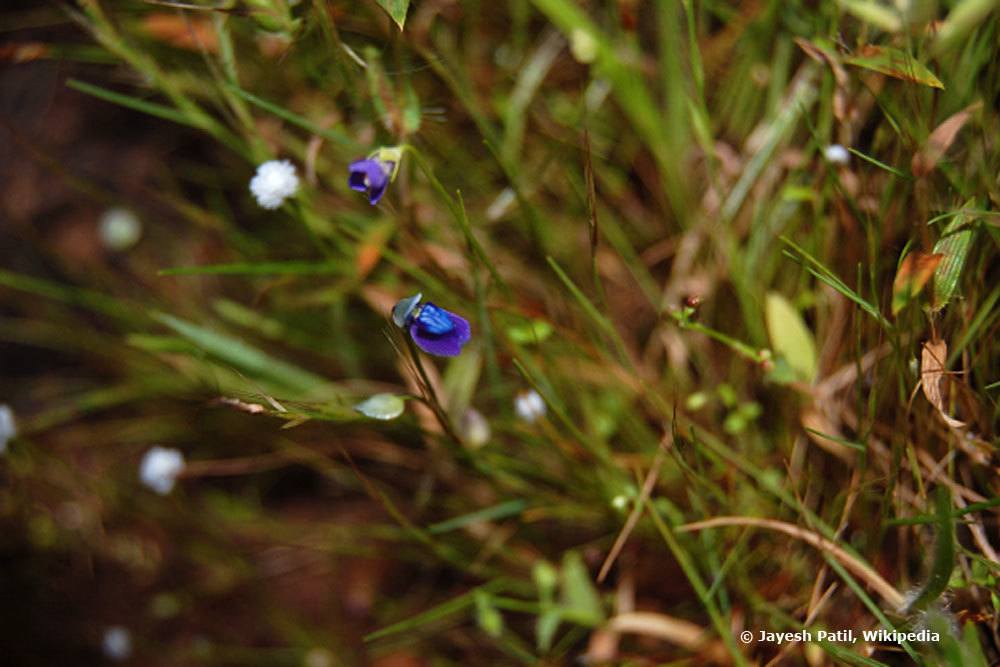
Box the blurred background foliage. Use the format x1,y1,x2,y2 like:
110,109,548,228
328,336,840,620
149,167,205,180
1,0,998,664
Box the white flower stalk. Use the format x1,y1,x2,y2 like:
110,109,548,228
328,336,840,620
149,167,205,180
0,404,15,454
102,626,132,661
514,390,546,423
139,446,185,495
823,144,850,165
249,159,299,209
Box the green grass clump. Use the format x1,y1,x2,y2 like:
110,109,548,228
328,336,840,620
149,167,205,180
0,0,998,664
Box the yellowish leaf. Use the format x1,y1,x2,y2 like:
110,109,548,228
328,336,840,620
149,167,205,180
892,251,943,315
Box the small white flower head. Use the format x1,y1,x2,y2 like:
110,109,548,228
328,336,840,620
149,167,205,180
139,446,185,495
460,408,491,448
250,159,299,209
102,626,132,661
0,404,16,455
514,389,546,424
98,207,143,251
303,648,335,667
823,144,850,165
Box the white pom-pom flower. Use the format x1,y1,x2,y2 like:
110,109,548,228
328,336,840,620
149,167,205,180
0,404,16,455
98,207,143,251
249,159,299,209
823,144,850,165
139,446,186,495
514,390,546,423
102,626,132,661
460,408,491,448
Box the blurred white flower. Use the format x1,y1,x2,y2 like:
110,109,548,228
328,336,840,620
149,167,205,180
514,390,546,423
0,404,15,455
102,626,132,661
98,207,143,251
250,159,299,209
823,144,850,165
303,648,334,667
139,446,185,495
460,408,491,448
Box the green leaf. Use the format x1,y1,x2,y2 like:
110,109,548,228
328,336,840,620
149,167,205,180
226,85,353,146
402,79,422,134
506,319,554,345
473,590,504,638
375,0,410,30
442,346,482,418
934,0,1000,55
427,499,527,535
67,79,195,128
353,394,406,421
152,313,326,394
535,609,561,652
780,236,891,329
364,580,507,642
932,203,976,311
559,551,604,627
837,0,903,32
160,261,349,277
533,560,559,602
907,486,955,611
765,292,818,382
845,46,944,89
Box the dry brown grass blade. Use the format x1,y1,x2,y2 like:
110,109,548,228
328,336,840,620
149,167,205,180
678,517,906,609
606,611,730,664
597,433,672,582
912,101,982,177
800,407,856,462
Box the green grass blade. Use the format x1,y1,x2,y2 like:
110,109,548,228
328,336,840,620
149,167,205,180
427,500,528,535
907,486,956,611
67,78,196,128
152,312,328,394
364,579,508,642
159,261,349,276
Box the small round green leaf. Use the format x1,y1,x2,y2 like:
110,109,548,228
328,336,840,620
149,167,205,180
353,393,406,420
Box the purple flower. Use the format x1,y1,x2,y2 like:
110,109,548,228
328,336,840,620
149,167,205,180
392,293,471,357
348,158,393,205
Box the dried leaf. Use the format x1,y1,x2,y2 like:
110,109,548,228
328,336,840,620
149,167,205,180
845,45,944,89
920,339,966,429
912,102,981,176
794,38,849,121
141,13,218,53
0,42,48,63
892,251,943,315
355,221,394,279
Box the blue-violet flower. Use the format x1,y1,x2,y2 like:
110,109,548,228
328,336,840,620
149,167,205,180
348,146,403,205
392,292,471,357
